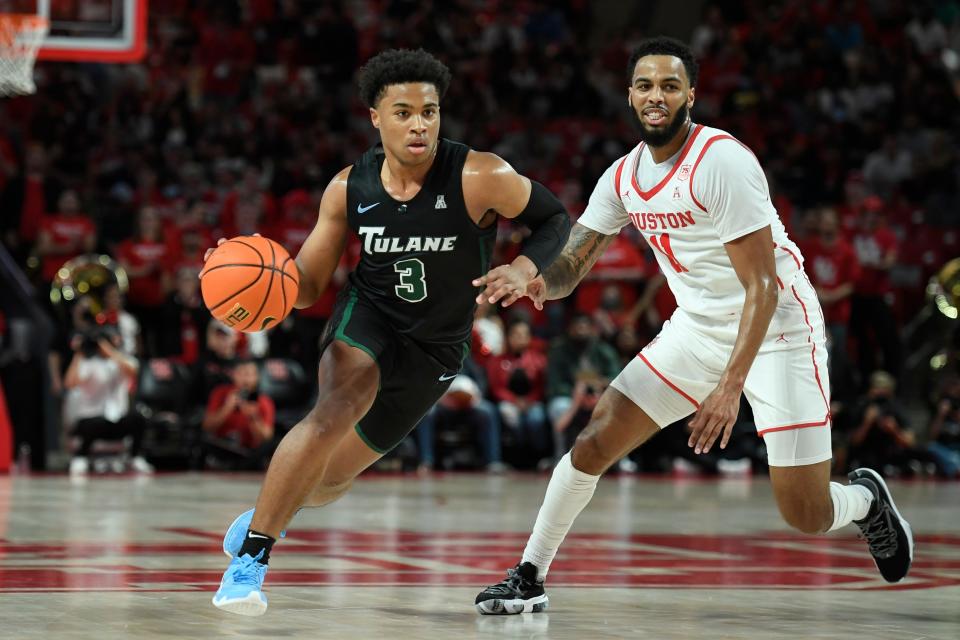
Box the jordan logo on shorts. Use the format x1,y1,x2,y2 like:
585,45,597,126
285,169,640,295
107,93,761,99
776,333,788,343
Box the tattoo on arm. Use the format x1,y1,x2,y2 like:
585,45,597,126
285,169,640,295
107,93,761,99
542,225,614,299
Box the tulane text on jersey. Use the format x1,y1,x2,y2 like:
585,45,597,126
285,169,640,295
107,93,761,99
358,226,458,254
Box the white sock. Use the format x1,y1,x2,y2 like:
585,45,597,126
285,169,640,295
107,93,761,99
521,452,600,579
828,481,874,531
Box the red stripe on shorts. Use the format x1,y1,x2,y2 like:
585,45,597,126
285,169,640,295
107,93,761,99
637,353,700,410
757,415,830,437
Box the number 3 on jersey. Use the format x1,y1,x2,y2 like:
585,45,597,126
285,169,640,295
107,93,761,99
394,258,427,302
649,233,689,273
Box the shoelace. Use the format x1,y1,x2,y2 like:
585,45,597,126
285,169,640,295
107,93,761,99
859,504,899,559
486,566,532,597
231,552,267,586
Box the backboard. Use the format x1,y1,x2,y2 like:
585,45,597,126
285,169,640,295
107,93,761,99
1,0,146,62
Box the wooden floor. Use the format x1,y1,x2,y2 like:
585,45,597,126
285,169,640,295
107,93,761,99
0,471,957,639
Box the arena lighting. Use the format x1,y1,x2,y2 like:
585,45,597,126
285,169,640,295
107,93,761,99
928,258,960,319
49,254,129,310
935,294,958,320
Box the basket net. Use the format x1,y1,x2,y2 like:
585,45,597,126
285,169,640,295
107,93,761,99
0,14,49,96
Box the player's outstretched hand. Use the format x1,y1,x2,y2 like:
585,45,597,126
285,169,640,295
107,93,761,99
473,264,545,309
687,382,741,454
201,233,261,265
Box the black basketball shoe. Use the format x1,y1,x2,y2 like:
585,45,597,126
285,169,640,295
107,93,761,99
848,467,914,583
475,562,549,615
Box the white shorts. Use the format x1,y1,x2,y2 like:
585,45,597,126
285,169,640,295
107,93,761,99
610,274,832,467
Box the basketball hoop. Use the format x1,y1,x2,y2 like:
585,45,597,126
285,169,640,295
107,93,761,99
0,14,49,96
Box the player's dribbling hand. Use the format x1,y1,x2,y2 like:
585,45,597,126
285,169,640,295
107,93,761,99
687,382,741,454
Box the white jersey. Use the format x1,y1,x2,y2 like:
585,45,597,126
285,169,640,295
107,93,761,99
579,124,804,317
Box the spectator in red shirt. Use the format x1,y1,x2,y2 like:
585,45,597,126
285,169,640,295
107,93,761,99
803,207,860,367
116,206,171,356
202,358,276,469
850,204,902,384
35,189,96,283
486,317,550,465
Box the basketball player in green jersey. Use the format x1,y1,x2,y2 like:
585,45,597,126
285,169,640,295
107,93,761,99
212,49,571,616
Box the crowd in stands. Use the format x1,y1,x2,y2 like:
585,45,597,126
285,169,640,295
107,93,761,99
0,0,958,476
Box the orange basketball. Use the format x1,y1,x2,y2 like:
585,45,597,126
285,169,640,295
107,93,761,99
199,236,300,333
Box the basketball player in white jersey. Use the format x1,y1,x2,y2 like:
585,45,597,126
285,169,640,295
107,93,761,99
472,36,913,614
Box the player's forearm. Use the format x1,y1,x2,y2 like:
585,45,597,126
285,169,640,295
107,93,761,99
293,260,328,308
719,281,778,390
541,224,612,299
541,253,583,299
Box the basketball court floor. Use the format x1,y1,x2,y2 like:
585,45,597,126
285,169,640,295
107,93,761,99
0,471,957,639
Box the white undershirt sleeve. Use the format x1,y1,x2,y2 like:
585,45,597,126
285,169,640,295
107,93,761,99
692,139,777,243
577,157,630,235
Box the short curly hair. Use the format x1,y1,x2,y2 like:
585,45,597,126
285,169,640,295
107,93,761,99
627,36,699,87
357,49,452,108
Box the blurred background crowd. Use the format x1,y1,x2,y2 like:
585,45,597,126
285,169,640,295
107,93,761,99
1,0,959,478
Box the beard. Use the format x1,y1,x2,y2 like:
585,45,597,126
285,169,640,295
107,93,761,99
634,102,690,148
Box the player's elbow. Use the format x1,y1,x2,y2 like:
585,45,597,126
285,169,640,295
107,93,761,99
294,286,320,309
749,275,779,307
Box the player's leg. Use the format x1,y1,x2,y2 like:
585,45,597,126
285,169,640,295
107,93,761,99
768,459,834,534
212,341,380,616
476,314,718,614
751,276,912,582
475,387,658,614
219,425,381,560
214,290,388,616
247,340,379,538
302,427,385,506
765,429,914,583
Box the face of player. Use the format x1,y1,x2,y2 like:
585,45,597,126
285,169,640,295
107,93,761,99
370,83,441,167
627,55,695,148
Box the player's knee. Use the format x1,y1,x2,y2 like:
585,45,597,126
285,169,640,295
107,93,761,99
304,395,365,436
571,427,614,475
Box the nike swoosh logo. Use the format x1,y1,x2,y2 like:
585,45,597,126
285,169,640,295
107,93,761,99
357,202,380,214
247,533,271,540
438,373,458,382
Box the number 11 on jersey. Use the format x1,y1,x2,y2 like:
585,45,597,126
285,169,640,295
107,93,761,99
649,233,689,273
394,258,428,302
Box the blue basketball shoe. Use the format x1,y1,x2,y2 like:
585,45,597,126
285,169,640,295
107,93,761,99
222,508,286,558
212,550,269,616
